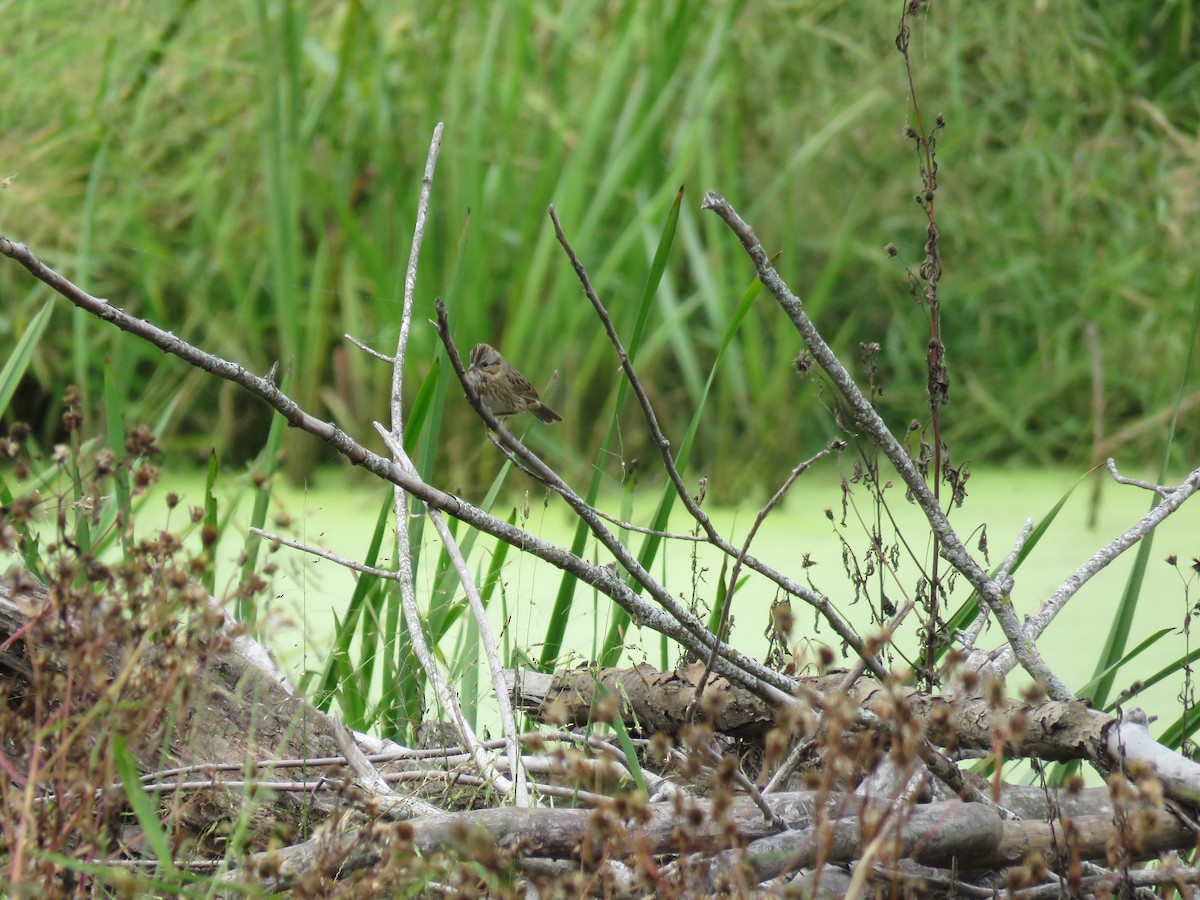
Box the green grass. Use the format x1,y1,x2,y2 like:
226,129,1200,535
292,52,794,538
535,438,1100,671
1,2,1197,500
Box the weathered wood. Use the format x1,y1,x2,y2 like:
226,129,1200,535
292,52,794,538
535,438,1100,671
512,662,1111,762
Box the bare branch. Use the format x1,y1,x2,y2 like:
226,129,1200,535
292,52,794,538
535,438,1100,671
991,464,1200,673
370,123,516,797
390,121,444,422
546,205,882,679
363,123,511,797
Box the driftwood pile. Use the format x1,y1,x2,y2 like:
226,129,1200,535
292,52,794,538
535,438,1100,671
2,573,1197,896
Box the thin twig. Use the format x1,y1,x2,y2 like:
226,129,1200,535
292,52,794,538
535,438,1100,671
1106,458,1179,496
249,527,402,581
838,600,916,693
384,770,612,805
391,121,444,422
56,729,673,806
689,445,837,720
763,735,816,795
996,518,1032,586
957,518,1031,652
589,509,708,541
732,766,787,831
344,333,394,363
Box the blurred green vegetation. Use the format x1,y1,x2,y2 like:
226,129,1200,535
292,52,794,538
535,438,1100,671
1,1,1198,500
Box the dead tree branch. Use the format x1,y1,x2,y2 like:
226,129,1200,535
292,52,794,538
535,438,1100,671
701,191,1073,700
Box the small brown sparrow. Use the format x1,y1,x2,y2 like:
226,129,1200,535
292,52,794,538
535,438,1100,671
465,343,562,424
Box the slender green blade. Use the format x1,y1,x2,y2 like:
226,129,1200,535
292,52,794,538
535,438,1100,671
600,268,763,665
0,301,53,417
112,734,176,876
1087,274,1200,707
302,490,391,706
240,367,289,619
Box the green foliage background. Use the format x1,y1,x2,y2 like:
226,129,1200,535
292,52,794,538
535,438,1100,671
2,1,1197,498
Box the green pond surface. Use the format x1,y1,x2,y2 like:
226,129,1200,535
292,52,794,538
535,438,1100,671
135,462,1200,743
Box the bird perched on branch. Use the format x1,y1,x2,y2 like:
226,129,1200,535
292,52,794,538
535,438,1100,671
465,343,562,424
